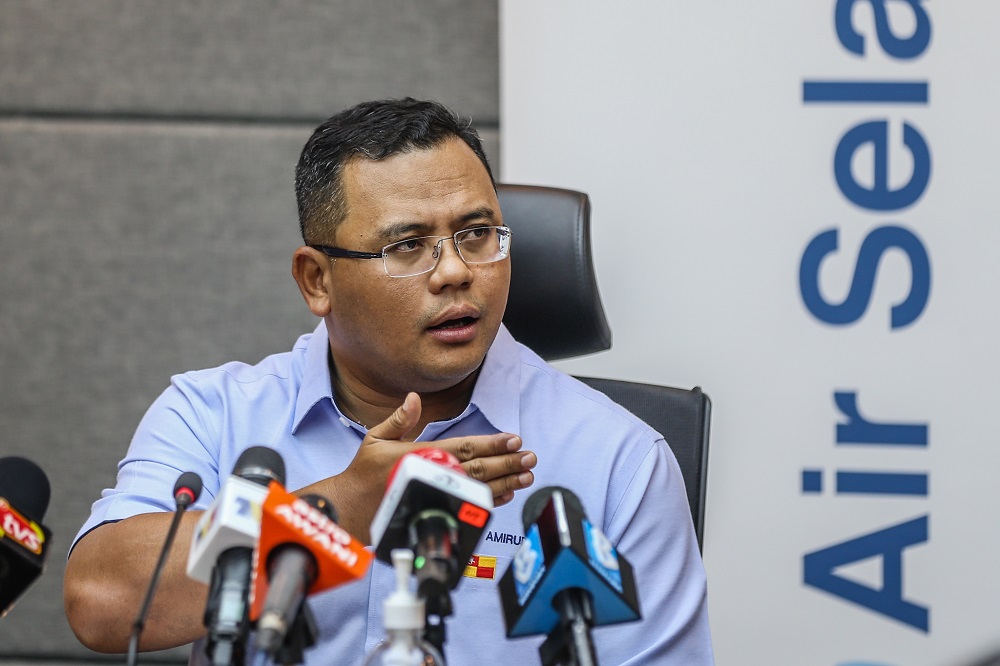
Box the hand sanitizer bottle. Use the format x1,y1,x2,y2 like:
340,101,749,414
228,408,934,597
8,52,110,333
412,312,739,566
363,549,445,666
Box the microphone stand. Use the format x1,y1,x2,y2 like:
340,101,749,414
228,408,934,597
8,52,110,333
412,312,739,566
538,589,599,666
422,588,452,659
127,472,201,666
272,604,318,666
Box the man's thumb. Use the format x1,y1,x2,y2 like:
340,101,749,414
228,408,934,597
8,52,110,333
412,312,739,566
366,392,421,441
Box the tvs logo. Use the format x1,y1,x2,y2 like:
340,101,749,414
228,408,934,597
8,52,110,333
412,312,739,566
0,498,45,555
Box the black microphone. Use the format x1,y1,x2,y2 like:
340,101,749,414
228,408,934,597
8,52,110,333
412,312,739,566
189,447,286,666
0,456,52,618
126,471,203,666
498,486,641,666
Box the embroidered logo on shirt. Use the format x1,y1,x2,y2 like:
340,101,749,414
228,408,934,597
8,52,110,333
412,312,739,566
463,554,498,580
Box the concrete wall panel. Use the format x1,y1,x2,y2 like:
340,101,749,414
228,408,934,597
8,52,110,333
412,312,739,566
0,0,499,123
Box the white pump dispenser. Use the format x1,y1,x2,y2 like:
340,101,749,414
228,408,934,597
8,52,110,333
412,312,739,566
363,549,445,666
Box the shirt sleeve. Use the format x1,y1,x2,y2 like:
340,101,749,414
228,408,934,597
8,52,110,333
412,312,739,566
70,371,223,552
599,435,715,665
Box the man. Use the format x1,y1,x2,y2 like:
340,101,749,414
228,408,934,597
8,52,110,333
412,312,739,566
64,98,713,664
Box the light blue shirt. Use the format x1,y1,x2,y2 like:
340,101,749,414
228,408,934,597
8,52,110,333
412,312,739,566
75,322,714,665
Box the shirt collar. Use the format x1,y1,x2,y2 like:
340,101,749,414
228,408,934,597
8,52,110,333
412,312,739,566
292,320,335,433
468,324,522,435
291,320,523,436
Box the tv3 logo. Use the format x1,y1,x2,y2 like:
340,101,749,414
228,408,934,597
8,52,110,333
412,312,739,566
586,522,619,571
513,542,539,585
0,499,44,554
235,496,263,521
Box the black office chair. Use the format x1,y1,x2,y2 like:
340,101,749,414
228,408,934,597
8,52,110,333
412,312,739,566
498,183,711,551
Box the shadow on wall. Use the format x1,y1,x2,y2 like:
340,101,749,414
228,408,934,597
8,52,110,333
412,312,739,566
960,649,1000,666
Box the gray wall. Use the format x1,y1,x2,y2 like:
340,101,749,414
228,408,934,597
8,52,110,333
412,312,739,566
0,1,499,660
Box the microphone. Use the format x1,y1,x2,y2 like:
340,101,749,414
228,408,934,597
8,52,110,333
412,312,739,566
0,456,52,618
250,484,373,659
369,448,493,654
188,447,286,666
498,486,641,666
126,471,203,666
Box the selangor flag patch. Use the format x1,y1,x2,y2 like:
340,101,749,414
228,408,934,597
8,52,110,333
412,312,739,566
463,554,497,580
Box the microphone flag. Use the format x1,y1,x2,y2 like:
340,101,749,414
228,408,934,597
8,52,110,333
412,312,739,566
369,451,493,590
187,475,269,584
248,482,372,623
498,487,641,638
0,456,52,616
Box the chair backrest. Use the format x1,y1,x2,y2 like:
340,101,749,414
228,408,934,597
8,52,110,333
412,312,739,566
499,183,710,550
498,184,612,361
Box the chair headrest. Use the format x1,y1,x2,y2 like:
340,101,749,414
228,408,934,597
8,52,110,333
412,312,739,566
499,184,612,361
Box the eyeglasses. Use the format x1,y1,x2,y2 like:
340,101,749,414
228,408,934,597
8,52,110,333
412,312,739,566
310,225,512,278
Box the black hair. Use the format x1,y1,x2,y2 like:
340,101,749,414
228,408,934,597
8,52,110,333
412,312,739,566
294,97,495,244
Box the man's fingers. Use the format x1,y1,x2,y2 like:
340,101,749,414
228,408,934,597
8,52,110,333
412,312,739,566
459,450,537,506
382,429,535,502
494,491,516,507
443,434,522,463
366,392,421,442
463,450,536,482
486,470,534,502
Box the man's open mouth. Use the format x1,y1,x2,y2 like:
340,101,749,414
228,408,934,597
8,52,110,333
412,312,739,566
429,316,476,330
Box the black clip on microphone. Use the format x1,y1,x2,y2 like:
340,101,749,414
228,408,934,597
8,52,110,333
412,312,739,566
126,471,203,666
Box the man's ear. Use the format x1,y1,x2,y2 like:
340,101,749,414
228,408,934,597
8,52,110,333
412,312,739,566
292,247,333,317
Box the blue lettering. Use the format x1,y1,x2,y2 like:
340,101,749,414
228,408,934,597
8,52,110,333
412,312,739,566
835,391,929,445
803,80,928,105
834,120,931,212
836,471,928,496
484,530,523,546
800,0,934,650
799,225,931,328
804,515,929,632
835,0,932,59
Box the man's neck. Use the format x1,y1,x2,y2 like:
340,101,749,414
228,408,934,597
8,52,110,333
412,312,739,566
330,358,480,438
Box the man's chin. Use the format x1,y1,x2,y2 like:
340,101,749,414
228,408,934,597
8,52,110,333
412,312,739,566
408,356,486,395
409,323,499,391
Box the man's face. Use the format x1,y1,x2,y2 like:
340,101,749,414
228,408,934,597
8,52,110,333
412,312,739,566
322,137,510,397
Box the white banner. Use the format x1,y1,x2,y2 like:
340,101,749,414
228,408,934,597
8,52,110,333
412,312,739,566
500,2,1000,664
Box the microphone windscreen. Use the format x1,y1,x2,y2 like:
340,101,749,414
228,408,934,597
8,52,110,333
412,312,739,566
232,446,287,487
174,471,204,506
299,493,338,523
0,456,50,523
521,486,584,531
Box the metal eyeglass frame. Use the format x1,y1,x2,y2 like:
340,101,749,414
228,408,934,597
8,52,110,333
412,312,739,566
309,225,512,278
